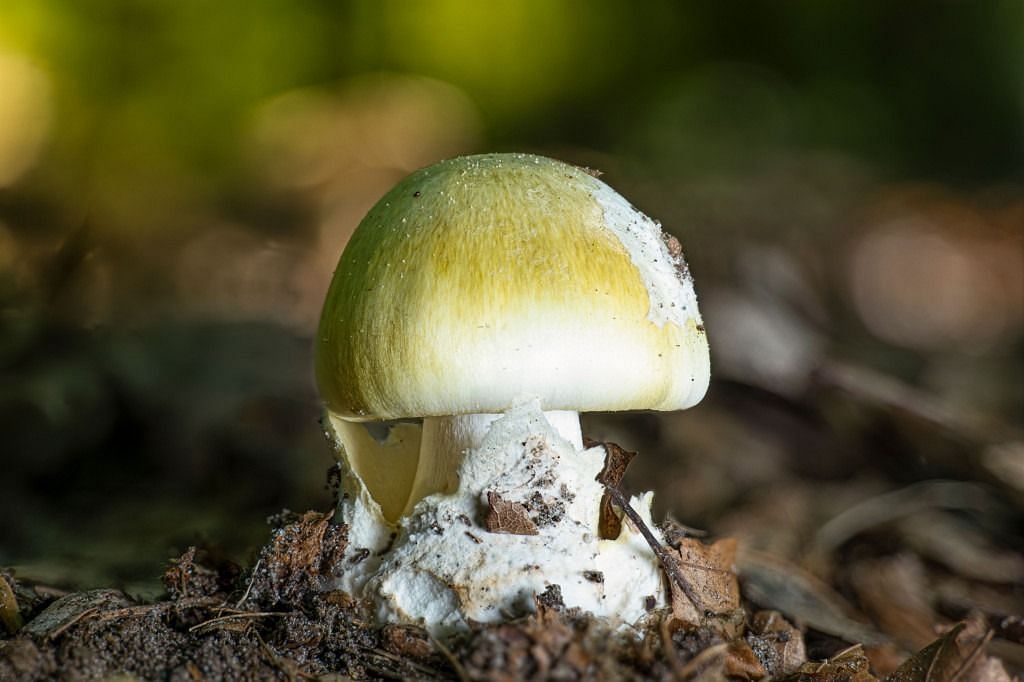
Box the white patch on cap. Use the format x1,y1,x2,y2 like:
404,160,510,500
590,179,701,329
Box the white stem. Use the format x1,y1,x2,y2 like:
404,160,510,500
402,410,582,516
542,410,584,450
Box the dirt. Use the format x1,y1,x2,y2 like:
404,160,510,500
2,444,1022,680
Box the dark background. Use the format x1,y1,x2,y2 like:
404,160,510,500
0,1,1021,603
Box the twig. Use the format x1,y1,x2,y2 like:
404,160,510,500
188,611,288,633
815,644,863,673
949,628,994,682
234,558,262,608
47,606,99,641
369,647,449,680
603,484,705,614
428,632,471,682
254,629,316,681
95,596,223,622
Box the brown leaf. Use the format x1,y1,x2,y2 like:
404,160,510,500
747,610,807,677
485,491,539,536
668,537,741,628
21,589,132,639
886,616,1008,682
680,640,767,682
595,441,636,539
788,644,877,682
849,554,938,650
738,549,886,646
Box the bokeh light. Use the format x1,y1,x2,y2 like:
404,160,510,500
0,50,51,187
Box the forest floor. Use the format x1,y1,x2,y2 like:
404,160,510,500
2,323,1022,680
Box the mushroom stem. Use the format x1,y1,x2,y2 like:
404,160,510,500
402,410,583,515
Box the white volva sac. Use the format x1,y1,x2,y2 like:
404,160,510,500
314,154,710,634
326,402,666,635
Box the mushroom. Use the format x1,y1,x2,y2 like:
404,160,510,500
316,153,709,634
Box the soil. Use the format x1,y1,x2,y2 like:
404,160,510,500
2,449,1021,681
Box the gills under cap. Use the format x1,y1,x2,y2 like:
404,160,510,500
316,153,710,420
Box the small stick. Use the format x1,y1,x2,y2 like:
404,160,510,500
234,558,262,609
47,607,98,641
428,632,471,682
188,611,287,633
949,628,994,682
603,485,705,614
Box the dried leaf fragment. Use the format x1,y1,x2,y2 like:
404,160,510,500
789,644,877,682
739,549,886,646
668,537,740,628
485,491,538,536
747,610,806,677
680,640,766,682
849,554,937,650
595,441,636,539
886,616,1008,682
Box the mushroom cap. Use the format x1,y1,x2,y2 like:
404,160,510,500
316,153,709,420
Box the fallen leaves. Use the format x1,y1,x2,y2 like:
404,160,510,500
675,639,766,682
737,548,886,646
746,610,807,677
886,616,1009,682
789,644,876,682
594,440,637,540
667,537,741,628
849,555,937,650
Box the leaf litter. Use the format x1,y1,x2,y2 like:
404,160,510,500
2,424,1023,680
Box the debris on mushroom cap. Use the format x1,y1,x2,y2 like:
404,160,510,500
315,152,710,422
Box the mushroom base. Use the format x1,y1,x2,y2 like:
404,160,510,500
326,401,667,636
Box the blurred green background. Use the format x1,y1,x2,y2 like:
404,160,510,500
1,1,1021,595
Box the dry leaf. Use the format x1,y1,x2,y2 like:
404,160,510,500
21,589,132,639
788,644,877,682
886,616,1009,682
747,610,807,677
485,491,539,536
668,537,740,627
681,640,767,682
738,549,886,646
849,554,938,649
595,441,636,539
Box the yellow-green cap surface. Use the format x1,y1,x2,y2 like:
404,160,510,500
316,153,709,420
